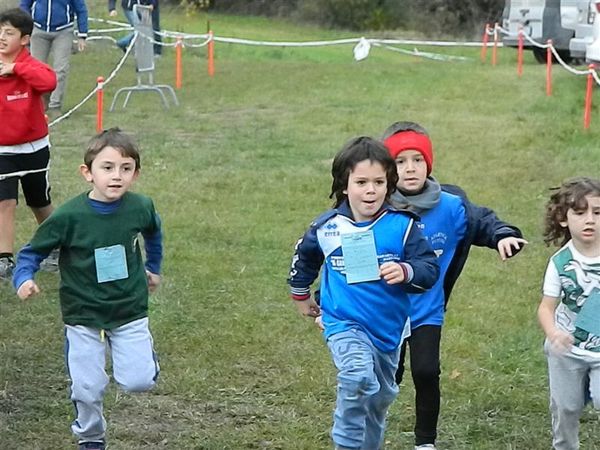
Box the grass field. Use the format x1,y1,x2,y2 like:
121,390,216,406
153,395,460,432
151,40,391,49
1,6,600,450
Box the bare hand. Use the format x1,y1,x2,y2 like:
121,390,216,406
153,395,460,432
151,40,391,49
146,270,161,292
294,298,320,318
17,280,40,300
379,261,405,285
315,315,324,331
77,38,86,52
0,62,15,77
497,237,528,260
548,329,574,354
109,9,117,17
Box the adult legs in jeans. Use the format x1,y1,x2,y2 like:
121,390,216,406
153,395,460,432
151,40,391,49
396,325,441,446
30,27,74,110
116,9,136,51
151,1,162,55
327,329,399,450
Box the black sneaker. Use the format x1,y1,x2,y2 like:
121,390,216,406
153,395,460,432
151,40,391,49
0,256,15,281
78,440,105,450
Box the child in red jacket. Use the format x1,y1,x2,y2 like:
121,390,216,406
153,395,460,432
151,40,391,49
0,8,57,281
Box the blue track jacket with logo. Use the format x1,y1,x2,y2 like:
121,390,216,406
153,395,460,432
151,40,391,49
288,201,439,352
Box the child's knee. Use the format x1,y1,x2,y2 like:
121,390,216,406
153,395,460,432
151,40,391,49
71,379,107,404
338,369,378,399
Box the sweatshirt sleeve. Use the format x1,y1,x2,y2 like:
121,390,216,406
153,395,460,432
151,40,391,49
400,219,440,293
108,0,117,11
73,0,89,36
12,244,47,291
287,224,324,301
142,212,162,275
13,56,57,93
467,200,523,252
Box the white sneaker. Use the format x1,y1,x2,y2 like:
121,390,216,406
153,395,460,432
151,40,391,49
415,445,437,450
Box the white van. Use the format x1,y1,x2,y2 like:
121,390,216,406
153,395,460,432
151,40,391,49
502,0,594,63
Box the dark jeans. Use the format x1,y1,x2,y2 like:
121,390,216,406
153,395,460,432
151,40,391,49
396,325,441,446
152,1,162,55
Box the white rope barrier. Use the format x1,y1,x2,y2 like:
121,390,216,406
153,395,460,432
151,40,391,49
494,24,600,84
48,32,137,128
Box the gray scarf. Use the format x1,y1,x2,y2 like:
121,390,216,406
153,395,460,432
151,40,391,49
389,177,441,215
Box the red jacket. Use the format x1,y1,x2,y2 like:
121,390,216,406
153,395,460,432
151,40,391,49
0,48,57,146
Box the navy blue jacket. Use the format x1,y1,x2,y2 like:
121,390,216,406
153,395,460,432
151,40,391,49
440,183,523,307
21,0,88,36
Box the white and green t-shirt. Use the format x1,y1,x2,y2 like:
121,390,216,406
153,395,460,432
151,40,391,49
543,240,600,355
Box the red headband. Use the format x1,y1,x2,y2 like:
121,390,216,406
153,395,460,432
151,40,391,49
384,131,433,175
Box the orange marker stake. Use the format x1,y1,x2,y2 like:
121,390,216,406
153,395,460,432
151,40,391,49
175,37,182,89
481,23,489,63
517,25,524,77
584,64,595,129
208,30,214,77
492,23,499,66
96,76,104,133
546,40,552,96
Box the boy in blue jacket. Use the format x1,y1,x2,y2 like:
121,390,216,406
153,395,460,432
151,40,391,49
382,121,528,450
20,0,88,114
288,136,439,450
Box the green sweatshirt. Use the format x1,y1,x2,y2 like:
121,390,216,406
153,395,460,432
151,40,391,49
28,191,161,329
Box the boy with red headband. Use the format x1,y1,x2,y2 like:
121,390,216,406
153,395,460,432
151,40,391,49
382,121,528,450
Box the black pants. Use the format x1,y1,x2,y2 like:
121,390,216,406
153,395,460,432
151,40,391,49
396,325,441,446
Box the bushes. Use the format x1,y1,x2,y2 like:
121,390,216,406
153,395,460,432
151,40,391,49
173,0,504,37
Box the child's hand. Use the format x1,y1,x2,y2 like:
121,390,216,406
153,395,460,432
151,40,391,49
0,62,15,77
77,38,86,52
497,237,528,260
109,9,118,16
17,280,40,300
294,298,320,318
146,270,161,292
548,328,574,354
380,261,405,285
315,315,324,331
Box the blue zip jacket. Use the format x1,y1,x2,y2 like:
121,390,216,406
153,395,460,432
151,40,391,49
288,201,439,352
439,184,523,307
21,0,88,36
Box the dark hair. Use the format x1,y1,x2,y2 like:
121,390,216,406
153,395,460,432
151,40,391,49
381,121,429,141
544,177,600,246
330,136,398,208
0,8,33,36
84,128,141,170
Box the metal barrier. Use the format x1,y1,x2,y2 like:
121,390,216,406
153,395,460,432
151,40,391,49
109,4,178,111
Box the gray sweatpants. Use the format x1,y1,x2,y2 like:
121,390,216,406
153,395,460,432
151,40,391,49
65,317,159,442
544,340,600,450
29,27,74,110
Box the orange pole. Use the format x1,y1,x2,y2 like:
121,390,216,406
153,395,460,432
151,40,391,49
96,76,104,133
481,23,489,63
208,30,214,77
492,23,498,66
584,64,595,129
546,40,552,96
175,37,182,89
517,25,523,77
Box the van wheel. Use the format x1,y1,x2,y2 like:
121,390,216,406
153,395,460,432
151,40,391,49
532,48,572,64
